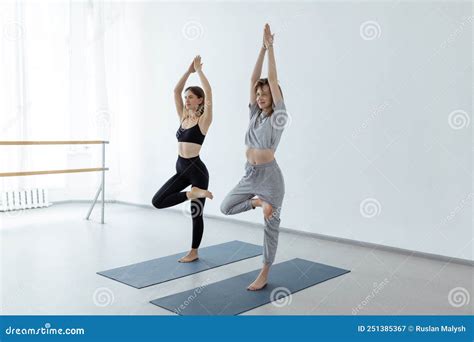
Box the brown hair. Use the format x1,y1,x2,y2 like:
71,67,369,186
184,86,205,117
253,78,283,99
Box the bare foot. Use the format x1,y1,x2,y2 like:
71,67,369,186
247,266,270,291
251,197,273,219
178,249,199,263
251,197,262,209
187,186,213,200
261,201,273,219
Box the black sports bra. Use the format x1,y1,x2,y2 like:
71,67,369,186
176,117,206,145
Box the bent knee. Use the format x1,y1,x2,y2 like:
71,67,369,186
220,201,231,215
151,197,164,209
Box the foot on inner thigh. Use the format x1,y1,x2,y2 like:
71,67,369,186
262,201,273,219
178,249,199,262
187,186,213,200
251,197,273,219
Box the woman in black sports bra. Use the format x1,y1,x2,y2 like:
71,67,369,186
152,55,213,263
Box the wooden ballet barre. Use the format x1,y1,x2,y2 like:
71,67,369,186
0,168,109,177
0,140,109,145
0,140,109,224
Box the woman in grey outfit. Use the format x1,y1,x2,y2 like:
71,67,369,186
220,24,289,291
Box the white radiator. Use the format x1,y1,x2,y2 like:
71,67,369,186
0,189,51,212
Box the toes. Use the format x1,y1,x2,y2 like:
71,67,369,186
179,254,198,263
179,255,192,262
247,284,265,291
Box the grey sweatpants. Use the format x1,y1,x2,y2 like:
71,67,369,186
220,159,285,265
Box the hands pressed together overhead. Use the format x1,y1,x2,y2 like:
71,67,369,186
187,55,203,73
263,23,274,49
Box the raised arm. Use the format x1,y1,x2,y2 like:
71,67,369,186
174,61,195,120
264,24,283,104
250,30,267,104
193,55,213,131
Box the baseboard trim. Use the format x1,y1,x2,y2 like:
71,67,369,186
53,199,474,266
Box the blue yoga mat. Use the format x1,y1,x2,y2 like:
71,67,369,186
150,258,350,315
97,240,262,289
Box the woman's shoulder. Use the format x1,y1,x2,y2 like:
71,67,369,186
249,101,261,118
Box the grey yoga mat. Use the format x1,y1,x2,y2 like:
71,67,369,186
97,240,262,289
150,258,350,315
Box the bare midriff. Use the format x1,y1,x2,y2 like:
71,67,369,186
178,142,201,158
246,147,275,165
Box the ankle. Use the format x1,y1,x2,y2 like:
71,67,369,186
186,190,196,200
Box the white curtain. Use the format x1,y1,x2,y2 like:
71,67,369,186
0,0,120,199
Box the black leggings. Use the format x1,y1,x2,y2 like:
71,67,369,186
151,155,209,249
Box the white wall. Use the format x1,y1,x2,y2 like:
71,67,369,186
105,2,472,260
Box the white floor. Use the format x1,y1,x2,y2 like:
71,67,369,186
1,202,472,315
